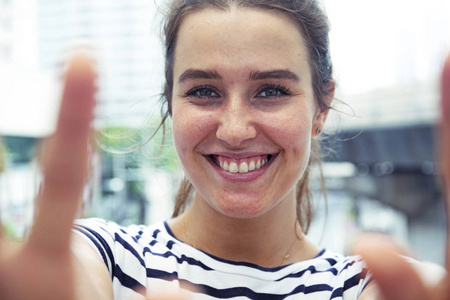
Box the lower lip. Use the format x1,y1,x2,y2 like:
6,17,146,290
206,156,275,183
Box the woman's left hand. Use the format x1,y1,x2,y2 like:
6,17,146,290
356,55,450,300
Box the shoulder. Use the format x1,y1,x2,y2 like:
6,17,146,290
72,218,171,256
73,218,176,298
313,249,369,274
307,249,372,298
73,218,167,242
72,218,171,277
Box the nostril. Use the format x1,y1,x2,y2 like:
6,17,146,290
216,121,257,146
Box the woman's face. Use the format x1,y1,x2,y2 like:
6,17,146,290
171,7,329,219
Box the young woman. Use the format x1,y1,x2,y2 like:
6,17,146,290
0,0,449,299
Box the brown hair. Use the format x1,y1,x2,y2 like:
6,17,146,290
162,0,334,233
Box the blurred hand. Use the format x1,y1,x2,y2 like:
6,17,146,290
0,52,99,300
356,54,450,300
0,52,193,300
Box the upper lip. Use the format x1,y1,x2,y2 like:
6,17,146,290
202,151,279,159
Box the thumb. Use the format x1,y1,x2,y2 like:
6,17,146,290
353,234,427,300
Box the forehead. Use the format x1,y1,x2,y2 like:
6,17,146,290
173,7,310,79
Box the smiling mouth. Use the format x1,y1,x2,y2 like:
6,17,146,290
210,154,275,173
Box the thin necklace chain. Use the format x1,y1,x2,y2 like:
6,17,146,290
281,222,302,265
182,219,302,266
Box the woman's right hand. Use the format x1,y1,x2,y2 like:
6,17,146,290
0,52,113,300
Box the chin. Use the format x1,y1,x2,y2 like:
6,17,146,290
211,194,274,219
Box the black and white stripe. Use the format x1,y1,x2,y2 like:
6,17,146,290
73,218,371,300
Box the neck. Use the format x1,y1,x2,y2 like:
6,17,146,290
170,191,318,267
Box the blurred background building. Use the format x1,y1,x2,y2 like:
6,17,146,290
0,0,449,264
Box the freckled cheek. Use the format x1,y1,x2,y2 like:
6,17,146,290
172,109,217,155
263,117,312,154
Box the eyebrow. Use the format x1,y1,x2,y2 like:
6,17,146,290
177,68,300,83
178,69,222,83
249,69,300,82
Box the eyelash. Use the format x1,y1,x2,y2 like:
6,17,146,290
256,84,291,98
183,83,292,100
184,85,220,100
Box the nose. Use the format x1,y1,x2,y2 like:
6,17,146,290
216,97,257,147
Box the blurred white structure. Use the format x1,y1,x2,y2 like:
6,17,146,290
0,0,58,137
0,0,166,136
36,0,166,127
324,0,450,129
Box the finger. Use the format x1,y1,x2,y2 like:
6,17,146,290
354,235,428,300
27,52,96,255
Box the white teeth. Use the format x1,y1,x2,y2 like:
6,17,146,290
249,161,256,171
239,162,249,173
229,162,239,173
217,156,272,173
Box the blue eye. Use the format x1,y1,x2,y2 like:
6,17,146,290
257,85,291,98
186,86,220,99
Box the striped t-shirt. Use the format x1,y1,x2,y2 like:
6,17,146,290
73,218,371,299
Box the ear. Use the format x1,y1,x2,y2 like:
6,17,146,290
312,106,330,137
312,83,334,137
